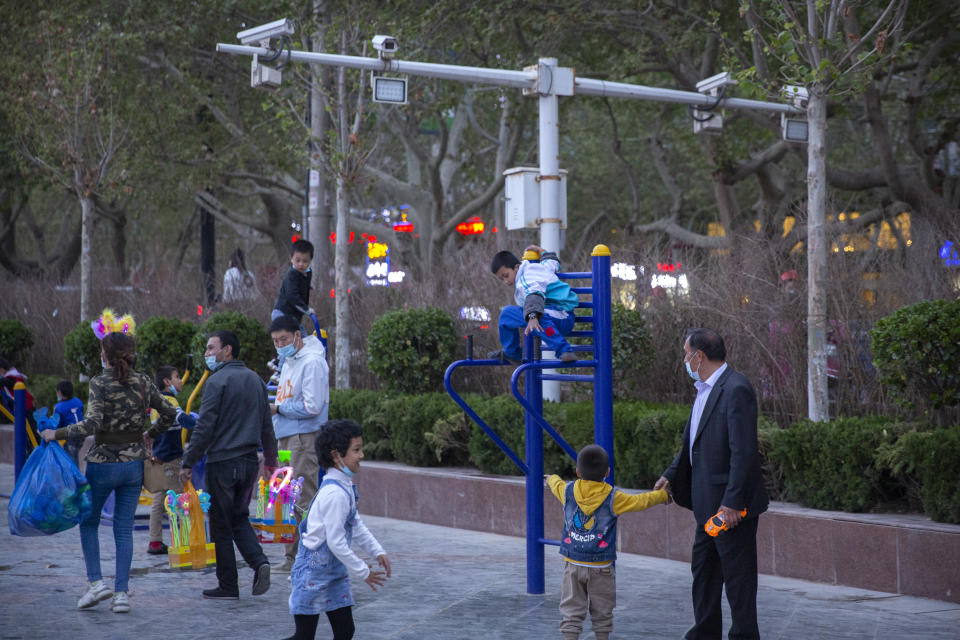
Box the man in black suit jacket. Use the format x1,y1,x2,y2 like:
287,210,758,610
655,328,768,640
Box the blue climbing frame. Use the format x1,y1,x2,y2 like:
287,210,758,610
443,245,614,594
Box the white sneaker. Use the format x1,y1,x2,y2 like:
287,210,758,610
77,581,113,609
111,591,130,613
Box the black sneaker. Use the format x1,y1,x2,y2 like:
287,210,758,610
202,587,239,600
487,350,520,365
252,562,271,596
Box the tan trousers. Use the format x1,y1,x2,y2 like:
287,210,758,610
148,458,185,542
559,561,616,639
279,431,320,563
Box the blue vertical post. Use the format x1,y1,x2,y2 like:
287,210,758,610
591,245,614,484
13,382,27,480
523,331,545,594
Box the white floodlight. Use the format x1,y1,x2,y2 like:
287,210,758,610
693,71,737,135
372,35,399,60
780,85,809,142
781,113,809,143
251,57,282,90
372,76,407,104
237,18,294,46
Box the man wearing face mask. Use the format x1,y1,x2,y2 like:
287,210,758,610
180,330,278,601
268,314,329,573
654,328,768,640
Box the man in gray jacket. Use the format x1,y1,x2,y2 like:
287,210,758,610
180,330,279,601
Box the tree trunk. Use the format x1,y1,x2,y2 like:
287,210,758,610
79,195,95,322
308,1,331,283
333,50,350,390
806,88,829,422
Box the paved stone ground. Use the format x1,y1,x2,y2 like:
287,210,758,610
2,463,959,639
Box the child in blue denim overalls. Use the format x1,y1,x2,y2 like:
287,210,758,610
284,419,390,640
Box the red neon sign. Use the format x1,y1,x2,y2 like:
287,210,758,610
329,231,356,244
456,216,485,235
657,262,682,272
393,222,414,233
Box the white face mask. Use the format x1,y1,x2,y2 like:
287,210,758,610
101,356,110,370
685,353,701,382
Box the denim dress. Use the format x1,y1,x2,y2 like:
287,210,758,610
289,479,358,614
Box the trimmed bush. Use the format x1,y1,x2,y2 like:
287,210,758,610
64,320,102,378
330,389,395,460
137,316,198,375
766,417,917,512
871,299,960,411
0,319,34,363
193,311,274,379
877,426,960,524
366,307,457,393
384,393,463,466
610,304,654,400
466,395,527,476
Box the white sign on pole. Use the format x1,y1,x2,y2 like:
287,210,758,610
309,170,320,187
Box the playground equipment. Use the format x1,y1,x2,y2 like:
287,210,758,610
444,245,613,595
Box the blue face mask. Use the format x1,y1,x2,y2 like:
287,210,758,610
276,343,296,359
169,385,178,395
101,356,110,370
685,353,701,382
205,355,224,372
338,464,355,478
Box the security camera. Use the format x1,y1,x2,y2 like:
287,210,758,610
237,18,294,46
372,35,399,60
781,85,809,109
696,71,737,96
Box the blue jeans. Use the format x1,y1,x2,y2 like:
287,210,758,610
497,306,575,360
80,460,143,592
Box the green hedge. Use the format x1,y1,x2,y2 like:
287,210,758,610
328,389,960,523
366,307,457,393
0,319,34,363
871,299,960,411
137,316,198,375
64,320,102,378
766,417,922,513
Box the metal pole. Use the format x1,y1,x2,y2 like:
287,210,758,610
215,43,802,115
537,59,562,402
14,382,27,480
523,331,545,594
591,246,614,484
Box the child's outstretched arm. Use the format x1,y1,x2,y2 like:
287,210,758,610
319,490,379,583
352,514,390,589
612,488,669,515
545,474,567,505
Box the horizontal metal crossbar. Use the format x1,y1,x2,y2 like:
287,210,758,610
541,373,595,383
557,271,593,280
444,359,528,474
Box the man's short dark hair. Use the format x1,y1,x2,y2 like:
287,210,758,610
0,357,11,371
210,330,241,360
291,239,314,259
155,365,177,389
56,380,74,399
269,314,301,335
490,251,520,274
315,419,364,469
687,328,726,362
577,444,609,482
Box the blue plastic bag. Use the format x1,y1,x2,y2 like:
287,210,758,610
8,440,92,536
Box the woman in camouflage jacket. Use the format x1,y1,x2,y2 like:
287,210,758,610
43,331,179,613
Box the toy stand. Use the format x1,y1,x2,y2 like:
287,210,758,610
166,480,216,570
250,467,301,544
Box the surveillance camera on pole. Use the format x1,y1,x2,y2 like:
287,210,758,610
237,18,294,90
780,85,809,143
370,35,407,104
692,71,737,135
372,35,399,60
